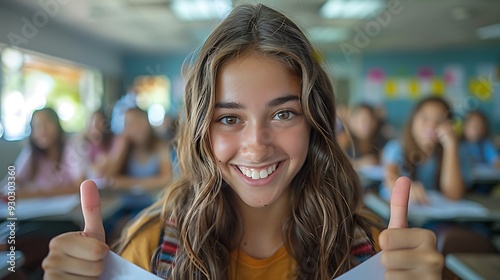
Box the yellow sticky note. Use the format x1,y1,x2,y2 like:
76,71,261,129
408,79,419,98
432,79,445,96
469,78,492,100
385,79,397,98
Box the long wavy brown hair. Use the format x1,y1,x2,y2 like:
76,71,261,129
117,4,371,279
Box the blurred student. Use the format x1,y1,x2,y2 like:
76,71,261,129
104,107,172,191
81,110,115,180
345,104,387,167
461,110,500,168
102,107,172,241
382,96,472,204
7,107,85,198
1,107,83,277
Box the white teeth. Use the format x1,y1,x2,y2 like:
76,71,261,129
238,163,278,180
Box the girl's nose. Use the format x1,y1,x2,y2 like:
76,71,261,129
240,124,274,163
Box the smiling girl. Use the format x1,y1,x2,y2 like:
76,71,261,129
43,4,443,280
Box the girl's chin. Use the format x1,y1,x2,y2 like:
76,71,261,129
240,197,276,208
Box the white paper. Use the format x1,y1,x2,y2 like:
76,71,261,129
335,251,384,279
100,251,162,280
408,191,488,218
0,194,80,220
102,251,384,280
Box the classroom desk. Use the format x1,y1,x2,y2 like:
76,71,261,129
472,165,500,184
32,195,122,228
363,191,500,227
445,253,500,280
356,164,500,187
0,194,122,229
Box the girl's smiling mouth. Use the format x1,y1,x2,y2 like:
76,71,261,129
232,161,284,183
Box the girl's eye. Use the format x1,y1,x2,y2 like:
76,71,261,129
219,116,240,125
274,111,294,120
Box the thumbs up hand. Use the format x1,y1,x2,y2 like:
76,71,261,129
43,180,109,279
378,177,443,280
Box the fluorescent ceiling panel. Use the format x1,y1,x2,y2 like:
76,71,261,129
320,0,385,19
476,23,500,39
308,27,350,43
171,0,232,21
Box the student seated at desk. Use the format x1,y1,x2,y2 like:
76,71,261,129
4,107,85,198
382,96,473,204
344,104,387,167
461,110,500,169
0,107,84,277
101,107,172,240
103,107,172,191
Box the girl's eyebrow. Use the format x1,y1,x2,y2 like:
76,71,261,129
214,95,299,109
214,101,243,109
266,95,299,107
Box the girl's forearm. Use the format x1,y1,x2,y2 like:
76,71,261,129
440,144,465,200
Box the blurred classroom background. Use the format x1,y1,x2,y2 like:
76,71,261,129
0,0,499,279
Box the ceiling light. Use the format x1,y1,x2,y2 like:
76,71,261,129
320,0,385,19
308,27,350,43
171,0,232,21
476,23,500,40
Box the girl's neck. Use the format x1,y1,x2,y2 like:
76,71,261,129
44,145,60,162
234,190,290,259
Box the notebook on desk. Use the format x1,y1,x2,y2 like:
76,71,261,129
0,194,80,220
408,191,488,219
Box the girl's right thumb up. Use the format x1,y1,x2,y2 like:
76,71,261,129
80,180,106,242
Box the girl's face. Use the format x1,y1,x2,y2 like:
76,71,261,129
124,111,151,145
210,53,310,208
411,102,449,148
31,111,59,149
463,114,485,142
349,108,375,139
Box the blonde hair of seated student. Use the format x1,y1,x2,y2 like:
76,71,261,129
42,4,443,280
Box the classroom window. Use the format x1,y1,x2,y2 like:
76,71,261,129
134,75,171,127
0,47,103,140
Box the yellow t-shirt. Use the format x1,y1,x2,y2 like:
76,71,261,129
120,218,297,279
120,215,380,279
229,246,296,280
120,217,162,271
